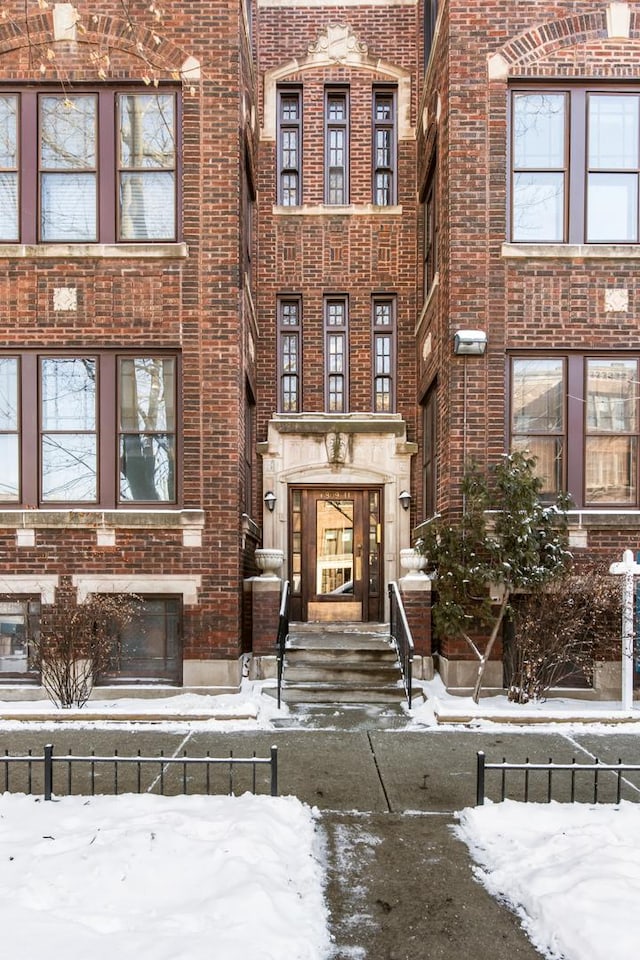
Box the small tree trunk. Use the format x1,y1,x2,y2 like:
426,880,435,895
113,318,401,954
472,590,510,704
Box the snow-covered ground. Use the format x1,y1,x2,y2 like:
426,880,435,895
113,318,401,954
457,800,640,960
1,673,639,732
410,674,640,731
0,791,330,960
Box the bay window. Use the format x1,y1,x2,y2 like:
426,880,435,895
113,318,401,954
511,87,640,244
0,88,178,244
0,351,178,508
510,355,640,507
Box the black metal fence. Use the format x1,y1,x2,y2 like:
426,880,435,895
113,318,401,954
388,581,415,708
476,750,640,806
2,743,279,800
276,579,290,709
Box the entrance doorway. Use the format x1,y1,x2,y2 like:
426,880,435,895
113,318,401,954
288,486,383,622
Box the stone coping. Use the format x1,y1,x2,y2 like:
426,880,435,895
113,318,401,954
0,509,205,530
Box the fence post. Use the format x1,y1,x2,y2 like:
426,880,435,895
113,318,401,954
44,744,53,801
270,745,278,797
476,751,485,806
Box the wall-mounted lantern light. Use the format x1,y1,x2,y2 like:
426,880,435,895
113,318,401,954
453,329,487,356
264,491,277,513
399,490,412,511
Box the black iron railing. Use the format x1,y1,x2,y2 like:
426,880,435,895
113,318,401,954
476,751,640,806
1,743,279,800
276,579,291,709
388,581,415,708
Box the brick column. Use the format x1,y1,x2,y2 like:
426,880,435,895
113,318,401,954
244,575,282,678
399,574,433,680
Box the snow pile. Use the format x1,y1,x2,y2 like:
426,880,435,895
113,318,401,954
456,800,640,960
0,792,329,960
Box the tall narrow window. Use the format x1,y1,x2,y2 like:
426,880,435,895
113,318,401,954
324,297,348,412
278,298,301,412
325,91,349,205
511,92,567,242
373,91,396,206
423,165,438,296
372,297,395,412
40,357,97,502
119,94,176,240
0,357,19,501
40,95,97,242
0,95,18,241
510,358,565,496
277,89,302,206
585,358,638,504
425,0,439,64
587,94,640,243
119,357,176,503
422,385,437,518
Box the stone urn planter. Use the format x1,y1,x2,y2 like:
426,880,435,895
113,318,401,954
400,547,428,578
255,548,284,579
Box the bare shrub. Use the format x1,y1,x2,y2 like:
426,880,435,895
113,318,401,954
32,594,139,708
505,567,621,703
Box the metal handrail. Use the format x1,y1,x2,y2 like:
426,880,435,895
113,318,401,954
276,579,291,709
388,581,415,708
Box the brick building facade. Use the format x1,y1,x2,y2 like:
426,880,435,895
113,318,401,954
418,0,640,694
0,0,637,700
0,0,258,692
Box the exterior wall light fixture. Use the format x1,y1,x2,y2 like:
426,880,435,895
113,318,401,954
453,330,487,355
399,490,412,511
264,491,277,512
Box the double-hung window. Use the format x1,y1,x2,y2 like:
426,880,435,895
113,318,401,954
510,355,640,507
372,297,395,412
277,297,302,412
423,164,438,295
511,87,640,243
324,297,348,411
325,90,349,205
277,88,302,206
0,89,178,243
373,90,396,206
0,352,178,507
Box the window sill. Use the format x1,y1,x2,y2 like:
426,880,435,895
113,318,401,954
0,508,204,530
273,203,403,217
0,242,189,260
567,509,640,528
502,242,640,260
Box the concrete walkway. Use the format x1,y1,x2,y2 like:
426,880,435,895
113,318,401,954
3,712,640,958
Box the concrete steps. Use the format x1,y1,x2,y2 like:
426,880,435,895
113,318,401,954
275,623,421,705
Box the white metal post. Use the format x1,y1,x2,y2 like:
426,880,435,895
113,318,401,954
609,549,637,713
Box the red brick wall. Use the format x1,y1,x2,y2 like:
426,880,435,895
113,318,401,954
0,0,257,663
256,10,420,459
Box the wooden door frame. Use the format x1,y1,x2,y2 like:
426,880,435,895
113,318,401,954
288,484,384,623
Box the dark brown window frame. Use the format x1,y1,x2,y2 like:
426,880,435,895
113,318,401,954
372,88,397,206
99,593,183,684
324,88,349,205
425,0,440,64
277,296,302,413
0,595,40,683
423,161,438,297
0,85,181,245
422,383,438,519
277,86,302,207
509,84,640,245
372,295,396,412
509,352,640,508
324,295,349,412
0,349,180,509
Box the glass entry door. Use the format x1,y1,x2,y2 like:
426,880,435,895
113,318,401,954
289,487,383,622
